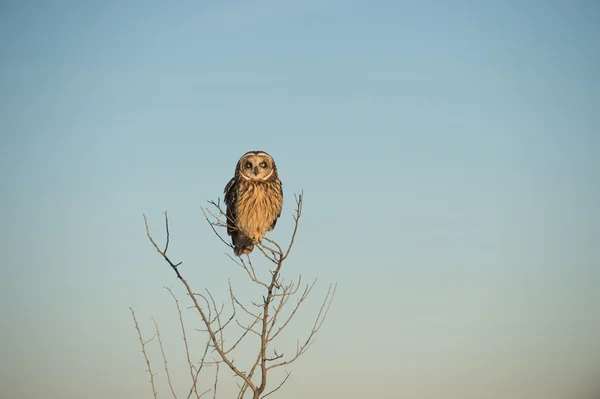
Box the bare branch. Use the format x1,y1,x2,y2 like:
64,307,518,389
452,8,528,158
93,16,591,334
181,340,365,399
254,243,280,264
153,317,177,399
205,289,228,349
310,283,338,336
224,316,261,355
167,288,201,399
227,255,268,289
200,205,233,249
144,213,182,279
264,348,283,362
186,336,211,399
267,282,337,371
141,192,336,399
261,370,291,399
130,308,158,399
238,351,262,399
230,284,261,319
270,281,300,298
282,192,303,261
261,237,283,257
163,211,172,253
256,260,284,395
212,359,220,399
236,319,261,337
144,214,258,393
269,279,316,342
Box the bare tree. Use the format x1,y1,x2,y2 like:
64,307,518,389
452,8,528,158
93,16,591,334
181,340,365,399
132,193,336,398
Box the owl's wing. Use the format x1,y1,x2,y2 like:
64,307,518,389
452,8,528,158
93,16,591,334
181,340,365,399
224,178,237,237
269,178,283,231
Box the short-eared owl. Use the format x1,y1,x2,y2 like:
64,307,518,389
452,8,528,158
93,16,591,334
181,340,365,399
224,151,283,256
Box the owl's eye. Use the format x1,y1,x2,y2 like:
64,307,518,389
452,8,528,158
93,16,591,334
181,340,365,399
245,162,252,169
259,162,267,168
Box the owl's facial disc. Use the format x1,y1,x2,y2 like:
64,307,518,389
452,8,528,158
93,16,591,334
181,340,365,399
239,153,274,180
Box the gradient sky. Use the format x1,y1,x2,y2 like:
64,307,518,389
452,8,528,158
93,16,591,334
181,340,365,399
1,1,599,398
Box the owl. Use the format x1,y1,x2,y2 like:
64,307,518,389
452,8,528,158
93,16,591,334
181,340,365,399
224,151,284,256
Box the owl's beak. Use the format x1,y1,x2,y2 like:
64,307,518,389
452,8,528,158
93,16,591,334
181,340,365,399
253,166,259,175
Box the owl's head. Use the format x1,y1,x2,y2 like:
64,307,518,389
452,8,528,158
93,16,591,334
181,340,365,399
236,151,277,181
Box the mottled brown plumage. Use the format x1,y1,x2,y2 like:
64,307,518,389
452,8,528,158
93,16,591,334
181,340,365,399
224,151,283,255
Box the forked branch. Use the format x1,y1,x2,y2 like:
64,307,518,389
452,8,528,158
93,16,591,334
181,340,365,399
143,212,257,393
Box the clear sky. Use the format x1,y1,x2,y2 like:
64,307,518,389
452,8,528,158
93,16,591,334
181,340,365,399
1,1,599,398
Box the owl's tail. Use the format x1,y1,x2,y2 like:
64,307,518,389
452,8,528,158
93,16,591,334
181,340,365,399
233,233,254,256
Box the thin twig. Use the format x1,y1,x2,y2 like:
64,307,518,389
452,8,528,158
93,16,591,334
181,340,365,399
153,317,177,399
282,192,303,261
268,282,337,371
213,359,219,399
167,287,201,399
269,279,316,342
144,213,182,279
201,206,233,249
187,337,212,399
261,370,291,398
130,308,158,399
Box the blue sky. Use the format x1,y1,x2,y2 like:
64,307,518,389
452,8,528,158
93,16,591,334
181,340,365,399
1,1,599,398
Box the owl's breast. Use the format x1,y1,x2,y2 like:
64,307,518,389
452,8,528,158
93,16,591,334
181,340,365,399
236,181,282,239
